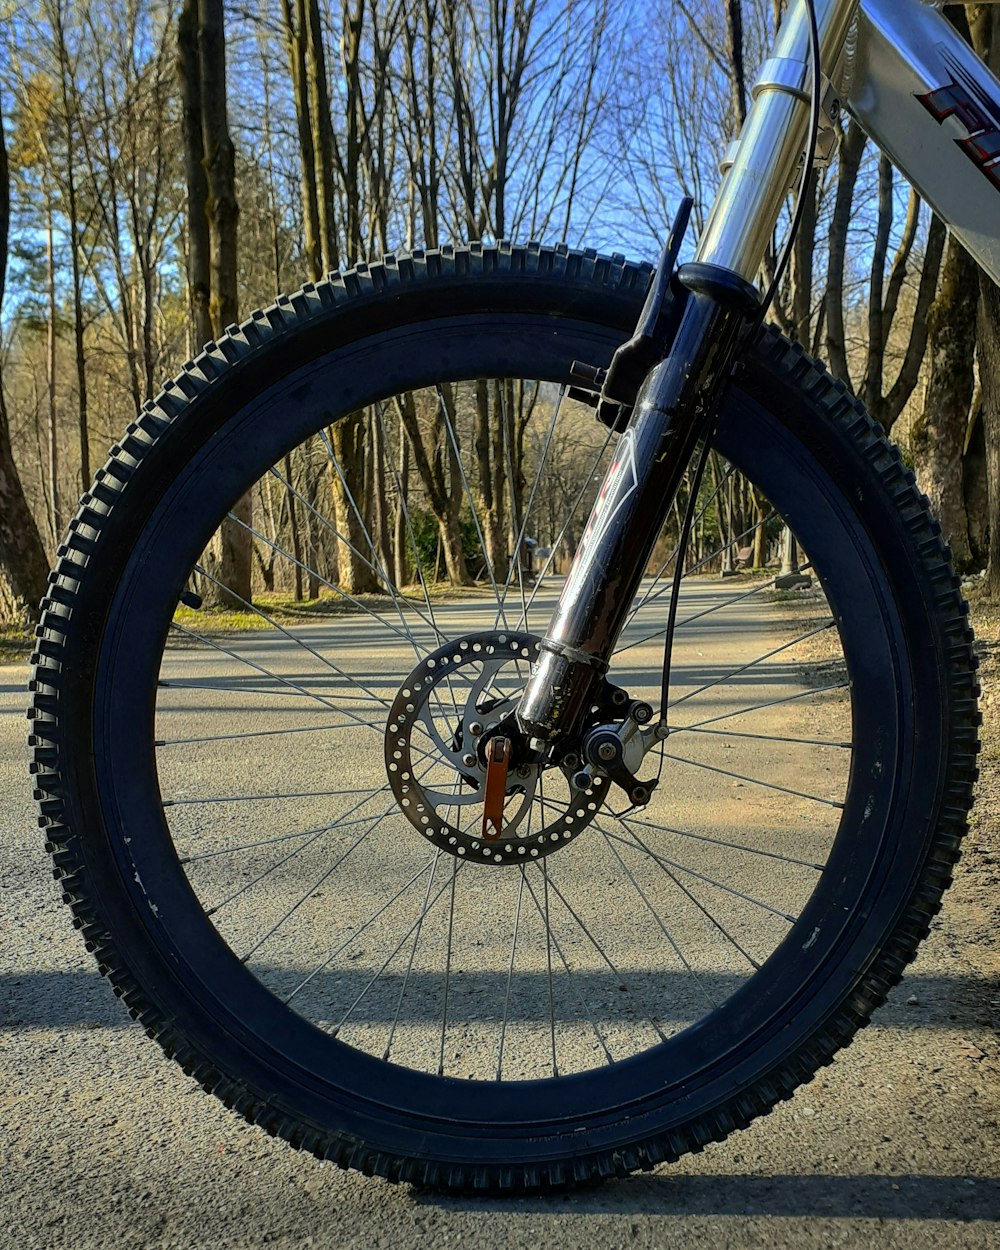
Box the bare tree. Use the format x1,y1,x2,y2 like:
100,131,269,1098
970,2,1000,596
0,93,51,621
178,0,212,347
912,234,979,570
179,0,249,607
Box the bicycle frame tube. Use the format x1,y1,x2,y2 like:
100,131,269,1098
847,0,1000,285
699,0,1000,285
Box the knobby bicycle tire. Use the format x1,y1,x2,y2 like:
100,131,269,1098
29,243,979,1192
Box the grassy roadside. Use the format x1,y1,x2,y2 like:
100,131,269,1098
4,579,998,748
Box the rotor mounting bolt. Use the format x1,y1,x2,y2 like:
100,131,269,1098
516,764,532,778
562,752,580,770
469,722,484,737
596,742,617,763
461,752,477,767
572,770,592,790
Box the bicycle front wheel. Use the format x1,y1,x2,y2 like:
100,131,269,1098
32,244,978,1190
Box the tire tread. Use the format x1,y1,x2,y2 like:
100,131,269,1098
29,242,979,1194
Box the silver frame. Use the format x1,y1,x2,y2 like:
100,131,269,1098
694,0,1000,287
848,0,1000,284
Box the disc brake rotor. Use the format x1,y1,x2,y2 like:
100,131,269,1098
384,630,608,864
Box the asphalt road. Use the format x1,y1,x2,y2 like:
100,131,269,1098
3,578,997,1248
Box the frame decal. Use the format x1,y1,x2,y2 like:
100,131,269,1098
917,46,1000,192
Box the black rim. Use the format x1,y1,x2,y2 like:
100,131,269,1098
88,304,918,1153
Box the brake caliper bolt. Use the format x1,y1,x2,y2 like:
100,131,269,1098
632,702,653,725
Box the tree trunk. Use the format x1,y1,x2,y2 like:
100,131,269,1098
285,453,304,601
395,390,470,586
177,0,212,347
54,4,90,490
393,427,410,587
0,98,50,622
964,410,989,566
825,119,866,388
723,0,746,136
970,4,1000,595
198,0,239,337
475,380,508,584
369,410,392,582
751,488,769,569
978,278,1000,596
911,234,978,570
192,0,250,608
305,0,338,272
330,415,379,594
45,199,61,543
282,0,322,281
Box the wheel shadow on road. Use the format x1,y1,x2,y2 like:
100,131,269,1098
3,968,995,1031
411,1172,999,1221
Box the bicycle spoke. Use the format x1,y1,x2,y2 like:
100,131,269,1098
604,824,797,923
496,867,526,1080
542,854,558,1076
521,868,615,1066
284,855,442,1009
383,850,443,1061
163,785,377,807
373,400,463,726
179,810,385,864
542,869,668,1044
227,511,429,652
332,862,461,1038
667,620,836,711
202,789,391,918
495,384,563,631
156,721,363,747
674,726,851,749
315,429,441,660
518,425,616,629
157,679,382,710
437,857,459,1075
168,621,379,717
616,517,786,655
659,752,845,808
436,384,505,620
626,459,737,622
191,560,396,709
240,801,398,961
618,814,826,871
681,681,850,732
600,828,716,1010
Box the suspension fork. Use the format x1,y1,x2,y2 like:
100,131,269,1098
518,0,860,746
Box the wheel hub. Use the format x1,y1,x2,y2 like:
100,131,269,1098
384,630,609,863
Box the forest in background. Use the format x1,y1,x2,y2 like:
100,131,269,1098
0,0,998,623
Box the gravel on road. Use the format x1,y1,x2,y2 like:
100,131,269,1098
2,585,997,1250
